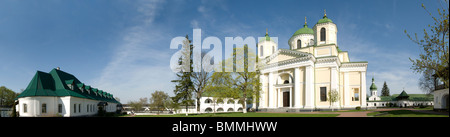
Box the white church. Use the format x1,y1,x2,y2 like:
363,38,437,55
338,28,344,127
257,12,368,111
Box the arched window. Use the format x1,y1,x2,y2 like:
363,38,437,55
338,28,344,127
217,108,224,112
205,99,213,104
310,39,314,46
260,46,263,57
297,40,301,49
283,80,289,84
272,46,275,53
320,28,326,41
205,108,212,113
237,108,243,112
227,108,234,112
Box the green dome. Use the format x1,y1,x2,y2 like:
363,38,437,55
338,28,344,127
317,16,333,24
370,77,377,90
292,24,314,36
370,83,377,90
259,33,272,42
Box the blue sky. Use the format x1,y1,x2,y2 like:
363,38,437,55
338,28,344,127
0,0,444,103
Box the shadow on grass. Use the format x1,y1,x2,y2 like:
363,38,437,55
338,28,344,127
132,112,339,117
368,110,448,117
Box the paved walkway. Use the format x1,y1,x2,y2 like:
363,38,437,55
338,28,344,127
258,108,449,117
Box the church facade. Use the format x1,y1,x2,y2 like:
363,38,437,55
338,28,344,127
257,13,368,111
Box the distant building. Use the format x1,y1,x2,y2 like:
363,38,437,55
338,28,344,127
199,97,244,113
15,68,121,117
366,77,433,108
368,77,380,101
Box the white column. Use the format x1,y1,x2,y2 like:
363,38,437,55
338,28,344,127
304,66,314,109
344,72,349,108
268,72,274,108
277,89,281,108
260,74,266,108
361,71,367,108
294,67,301,108
330,67,339,107
289,87,292,108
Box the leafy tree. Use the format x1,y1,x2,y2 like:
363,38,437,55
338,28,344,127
327,89,339,111
149,90,169,114
381,81,390,96
165,97,180,114
231,45,261,113
191,52,211,112
172,35,195,114
206,45,261,113
127,97,147,113
0,86,19,108
405,0,449,90
204,72,234,114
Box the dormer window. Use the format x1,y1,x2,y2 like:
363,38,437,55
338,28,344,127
68,84,74,90
65,80,75,90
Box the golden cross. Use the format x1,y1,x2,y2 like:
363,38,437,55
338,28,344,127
305,16,307,25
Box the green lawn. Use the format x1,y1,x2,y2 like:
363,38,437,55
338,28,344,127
412,106,434,110
367,110,448,117
320,109,374,113
130,112,339,117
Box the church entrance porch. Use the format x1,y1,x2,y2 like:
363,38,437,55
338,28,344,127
276,86,292,108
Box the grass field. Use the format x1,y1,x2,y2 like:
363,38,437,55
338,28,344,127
366,110,448,117
128,112,339,117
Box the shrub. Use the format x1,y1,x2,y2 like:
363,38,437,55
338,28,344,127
419,104,426,108
355,106,361,110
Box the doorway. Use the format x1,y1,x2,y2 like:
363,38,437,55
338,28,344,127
283,92,289,107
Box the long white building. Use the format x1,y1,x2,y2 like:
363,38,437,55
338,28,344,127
15,68,121,117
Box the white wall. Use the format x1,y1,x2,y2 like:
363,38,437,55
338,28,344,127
17,96,119,117
199,97,243,113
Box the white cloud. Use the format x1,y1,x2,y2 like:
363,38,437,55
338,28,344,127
92,0,177,103
191,20,199,28
337,19,422,95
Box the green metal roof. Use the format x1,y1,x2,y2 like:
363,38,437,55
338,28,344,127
16,69,120,104
259,33,273,42
292,24,314,37
317,15,333,24
369,94,433,102
396,90,409,100
370,77,377,90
